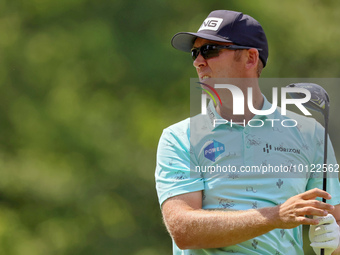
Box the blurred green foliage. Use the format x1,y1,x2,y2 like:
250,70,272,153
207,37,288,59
0,0,339,254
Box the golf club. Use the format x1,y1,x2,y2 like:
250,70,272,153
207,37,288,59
287,83,330,255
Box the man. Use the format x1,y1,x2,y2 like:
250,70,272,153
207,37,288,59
155,10,340,254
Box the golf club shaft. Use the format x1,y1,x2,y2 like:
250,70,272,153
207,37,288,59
322,113,329,202
321,111,329,255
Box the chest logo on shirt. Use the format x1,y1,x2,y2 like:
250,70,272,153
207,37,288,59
204,139,225,162
263,143,300,154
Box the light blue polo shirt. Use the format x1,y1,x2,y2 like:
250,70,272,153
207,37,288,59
155,96,340,255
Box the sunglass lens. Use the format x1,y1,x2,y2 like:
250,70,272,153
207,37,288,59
200,45,209,58
191,48,199,60
202,45,219,59
191,45,220,61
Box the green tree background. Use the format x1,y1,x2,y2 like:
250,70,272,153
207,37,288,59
0,0,339,254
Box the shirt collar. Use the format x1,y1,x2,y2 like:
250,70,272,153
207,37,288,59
207,95,276,130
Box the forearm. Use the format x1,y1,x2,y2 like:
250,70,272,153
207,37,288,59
164,206,278,249
163,188,332,250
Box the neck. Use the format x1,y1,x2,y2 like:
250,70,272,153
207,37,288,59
215,81,264,123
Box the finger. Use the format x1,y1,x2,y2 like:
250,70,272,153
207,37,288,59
296,207,328,217
300,188,332,200
311,238,340,248
313,232,339,243
311,201,334,212
316,214,336,225
314,224,339,236
295,200,334,213
297,216,320,225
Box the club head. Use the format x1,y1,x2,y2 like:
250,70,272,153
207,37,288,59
286,83,330,116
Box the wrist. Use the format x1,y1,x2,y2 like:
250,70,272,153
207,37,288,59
257,206,280,229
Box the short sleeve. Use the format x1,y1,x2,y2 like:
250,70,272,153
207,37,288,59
155,120,204,206
306,121,340,206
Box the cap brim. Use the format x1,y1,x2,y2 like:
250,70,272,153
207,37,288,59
171,32,233,52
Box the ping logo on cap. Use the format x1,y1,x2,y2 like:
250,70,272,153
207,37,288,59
198,18,223,32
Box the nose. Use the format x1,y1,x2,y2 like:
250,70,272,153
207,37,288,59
193,53,207,68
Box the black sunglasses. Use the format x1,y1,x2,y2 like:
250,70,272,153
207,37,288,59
191,44,262,61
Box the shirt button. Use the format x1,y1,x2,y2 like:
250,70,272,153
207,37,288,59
244,129,249,134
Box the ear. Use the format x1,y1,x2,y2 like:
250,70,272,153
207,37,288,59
245,48,259,71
